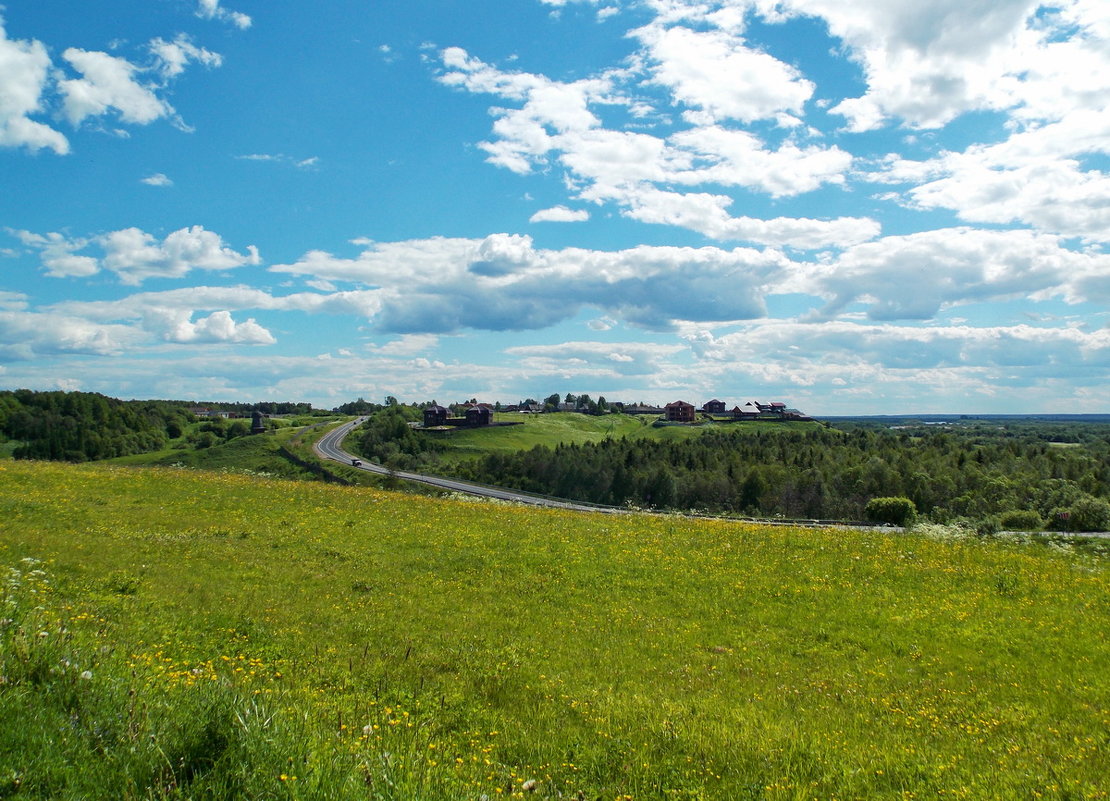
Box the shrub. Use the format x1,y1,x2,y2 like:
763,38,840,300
999,509,1044,531
1062,495,1110,532
975,515,1002,537
864,496,917,526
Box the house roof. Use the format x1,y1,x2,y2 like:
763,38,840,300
665,400,694,408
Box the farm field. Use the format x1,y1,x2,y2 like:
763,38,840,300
1,460,1108,800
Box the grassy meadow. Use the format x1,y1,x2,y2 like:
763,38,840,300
424,412,817,467
1,459,1108,799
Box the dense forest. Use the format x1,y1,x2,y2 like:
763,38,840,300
0,390,314,462
352,407,1110,531
0,390,195,461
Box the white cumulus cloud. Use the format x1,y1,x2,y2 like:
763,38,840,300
197,0,252,29
16,226,260,284
633,22,814,125
0,16,68,154
141,172,173,187
530,206,590,223
59,48,172,126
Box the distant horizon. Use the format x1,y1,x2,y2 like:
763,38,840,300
5,384,1107,421
2,1,1107,414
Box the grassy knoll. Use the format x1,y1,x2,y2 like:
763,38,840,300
1,460,1107,800
108,427,302,470
429,412,817,466
104,419,358,483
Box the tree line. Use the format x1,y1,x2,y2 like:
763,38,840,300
443,423,1110,530
0,390,314,461
0,390,191,461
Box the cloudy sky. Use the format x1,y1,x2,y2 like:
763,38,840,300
2,0,1108,413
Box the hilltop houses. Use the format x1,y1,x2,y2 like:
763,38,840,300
661,398,810,422
423,402,496,428
421,395,810,429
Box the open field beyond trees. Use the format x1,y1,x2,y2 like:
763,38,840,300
2,460,1107,799
423,412,813,467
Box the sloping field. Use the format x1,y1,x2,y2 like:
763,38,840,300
1,460,1107,799
427,412,816,466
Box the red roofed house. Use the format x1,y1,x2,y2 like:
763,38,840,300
664,400,696,423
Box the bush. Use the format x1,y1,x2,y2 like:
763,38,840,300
975,515,1002,537
999,509,1044,531
1055,495,1110,532
864,496,918,526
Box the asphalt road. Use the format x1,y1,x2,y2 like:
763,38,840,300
313,417,615,513
312,418,1110,539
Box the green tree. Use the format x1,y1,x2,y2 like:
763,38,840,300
864,496,917,526
1062,495,1110,532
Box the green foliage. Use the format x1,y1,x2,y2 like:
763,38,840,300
1052,494,1110,532
0,390,322,465
353,406,438,469
441,423,1110,525
865,496,918,526
0,389,189,462
999,509,1045,531
420,418,1110,527
1,461,1108,800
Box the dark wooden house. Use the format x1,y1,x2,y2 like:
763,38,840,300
464,405,493,426
423,405,449,427
664,400,696,422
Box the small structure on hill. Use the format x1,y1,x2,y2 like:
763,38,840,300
423,402,493,428
664,400,696,423
423,405,449,427
250,410,267,434
465,404,493,426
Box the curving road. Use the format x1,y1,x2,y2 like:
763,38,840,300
313,417,616,513
313,418,1110,538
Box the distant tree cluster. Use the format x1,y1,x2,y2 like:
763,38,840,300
443,425,1110,529
197,400,317,415
0,390,191,462
335,397,383,416
352,405,438,467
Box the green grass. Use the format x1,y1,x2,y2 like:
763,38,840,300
1,460,1107,800
430,412,818,466
104,422,339,481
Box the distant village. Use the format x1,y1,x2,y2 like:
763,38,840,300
421,397,812,429
184,397,814,432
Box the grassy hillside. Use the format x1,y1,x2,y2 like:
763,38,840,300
1,460,1107,799
107,428,305,472
104,419,371,485
419,412,818,466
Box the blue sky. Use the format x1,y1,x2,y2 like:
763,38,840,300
2,0,1108,414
